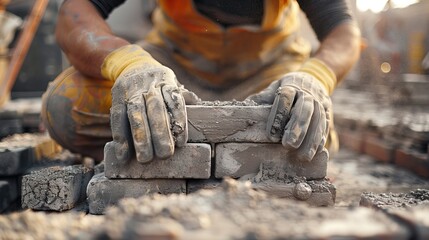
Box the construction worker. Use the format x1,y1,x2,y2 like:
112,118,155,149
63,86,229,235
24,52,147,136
42,0,361,163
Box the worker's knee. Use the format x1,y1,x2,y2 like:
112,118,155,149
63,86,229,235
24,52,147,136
41,68,113,161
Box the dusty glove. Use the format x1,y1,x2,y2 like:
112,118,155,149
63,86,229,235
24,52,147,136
247,58,336,162
102,44,187,163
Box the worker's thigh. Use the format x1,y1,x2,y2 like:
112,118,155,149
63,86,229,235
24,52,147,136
41,68,113,162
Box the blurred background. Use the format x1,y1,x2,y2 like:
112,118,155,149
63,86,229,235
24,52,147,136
1,0,428,100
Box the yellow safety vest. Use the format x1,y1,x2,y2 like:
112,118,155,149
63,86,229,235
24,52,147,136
146,0,302,86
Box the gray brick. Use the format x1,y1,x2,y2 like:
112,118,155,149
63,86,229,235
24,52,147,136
87,173,186,215
215,143,327,179
0,148,33,176
0,178,19,212
21,165,93,211
105,143,211,179
187,105,272,143
0,119,22,139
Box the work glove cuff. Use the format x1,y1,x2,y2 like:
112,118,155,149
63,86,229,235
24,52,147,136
298,58,337,95
101,44,161,81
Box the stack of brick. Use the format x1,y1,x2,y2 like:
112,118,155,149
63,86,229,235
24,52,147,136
0,98,42,138
332,88,429,179
0,133,62,212
88,105,335,214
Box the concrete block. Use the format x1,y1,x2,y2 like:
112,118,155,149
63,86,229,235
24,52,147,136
187,105,272,143
215,143,327,180
105,143,211,179
87,173,186,215
0,119,22,139
364,136,395,163
21,165,93,211
0,178,19,212
0,148,33,176
0,134,62,176
395,149,429,179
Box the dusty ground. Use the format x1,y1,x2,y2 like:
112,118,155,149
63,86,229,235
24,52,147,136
0,148,428,239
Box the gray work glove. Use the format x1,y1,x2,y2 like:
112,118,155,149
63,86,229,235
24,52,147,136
102,45,188,163
247,72,332,162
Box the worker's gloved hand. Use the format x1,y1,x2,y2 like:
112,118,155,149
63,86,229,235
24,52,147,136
247,58,336,162
102,45,187,163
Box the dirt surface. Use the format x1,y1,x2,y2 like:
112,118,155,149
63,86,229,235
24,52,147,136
328,149,429,207
0,178,409,240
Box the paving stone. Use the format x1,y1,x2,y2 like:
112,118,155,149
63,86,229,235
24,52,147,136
21,165,93,211
395,149,429,178
215,143,327,179
186,178,222,194
105,142,211,179
0,178,19,212
187,105,272,143
364,136,395,163
87,173,186,215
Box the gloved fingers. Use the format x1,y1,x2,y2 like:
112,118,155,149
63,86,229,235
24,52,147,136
162,85,188,147
282,92,314,150
266,87,296,142
246,80,281,104
127,94,154,163
110,102,132,162
144,86,175,159
295,101,326,162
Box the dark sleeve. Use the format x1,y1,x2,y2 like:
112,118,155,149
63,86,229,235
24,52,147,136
297,0,353,41
89,0,126,19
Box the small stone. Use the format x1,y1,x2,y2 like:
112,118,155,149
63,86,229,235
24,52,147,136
294,182,312,200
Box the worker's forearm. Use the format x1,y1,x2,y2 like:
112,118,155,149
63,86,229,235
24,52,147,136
56,0,129,79
313,22,361,82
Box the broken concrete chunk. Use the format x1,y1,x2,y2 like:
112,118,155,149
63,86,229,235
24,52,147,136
105,143,211,179
215,143,328,179
0,178,19,212
187,105,272,143
87,173,186,215
360,189,429,210
21,165,93,211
